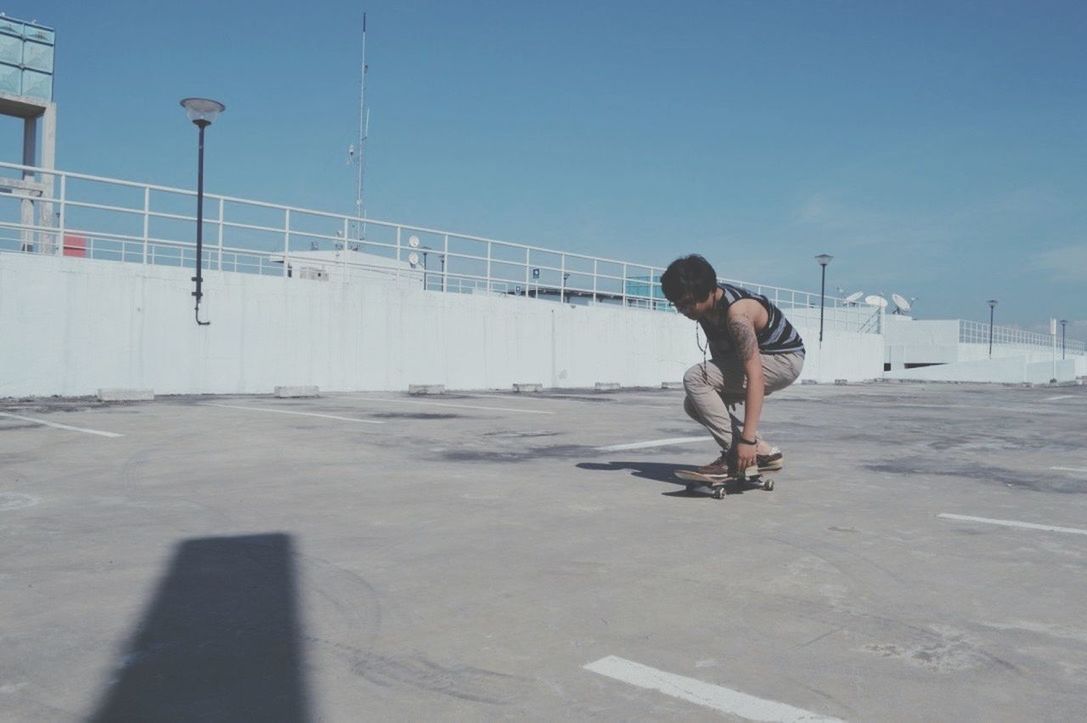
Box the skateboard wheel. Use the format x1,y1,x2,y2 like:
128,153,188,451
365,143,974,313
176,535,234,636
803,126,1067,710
764,479,774,491
713,487,726,499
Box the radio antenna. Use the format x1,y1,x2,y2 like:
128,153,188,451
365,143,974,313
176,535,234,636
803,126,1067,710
351,12,369,245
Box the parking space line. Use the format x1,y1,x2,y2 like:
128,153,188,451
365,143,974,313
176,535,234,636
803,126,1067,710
1044,395,1077,401
584,656,844,722
202,404,385,424
454,393,540,402
1051,466,1087,474
342,397,553,415
542,393,678,402
464,392,679,405
595,436,706,451
938,513,1087,536
0,412,123,438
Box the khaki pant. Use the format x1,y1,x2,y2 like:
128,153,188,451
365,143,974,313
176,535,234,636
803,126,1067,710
683,351,804,451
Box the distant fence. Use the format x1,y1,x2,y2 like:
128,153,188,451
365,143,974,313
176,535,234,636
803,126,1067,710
4,160,879,334
959,319,1085,356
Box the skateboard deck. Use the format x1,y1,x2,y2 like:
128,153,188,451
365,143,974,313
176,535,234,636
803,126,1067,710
675,468,775,499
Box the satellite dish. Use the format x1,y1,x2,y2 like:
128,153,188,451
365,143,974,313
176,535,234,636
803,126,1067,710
891,293,912,314
407,251,420,266
408,235,421,249
865,294,888,309
844,291,864,305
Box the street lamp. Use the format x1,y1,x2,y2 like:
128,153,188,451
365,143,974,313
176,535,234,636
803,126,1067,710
987,299,998,358
180,97,226,326
1060,319,1067,360
814,254,833,345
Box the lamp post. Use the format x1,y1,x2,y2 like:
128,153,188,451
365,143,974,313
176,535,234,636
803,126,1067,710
987,299,998,357
814,254,833,345
180,97,225,326
1060,319,1067,360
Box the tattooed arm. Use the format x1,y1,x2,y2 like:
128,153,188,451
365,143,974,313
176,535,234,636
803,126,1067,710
727,304,765,471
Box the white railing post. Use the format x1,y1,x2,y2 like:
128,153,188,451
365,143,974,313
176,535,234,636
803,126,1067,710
442,233,449,292
621,263,628,306
282,208,291,277
560,253,566,303
142,186,150,264
486,241,492,294
592,259,598,303
395,226,401,283
217,198,224,270
341,217,349,281
56,174,66,256
524,248,531,297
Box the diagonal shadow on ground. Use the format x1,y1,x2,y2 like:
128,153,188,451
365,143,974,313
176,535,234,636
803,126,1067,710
89,533,310,722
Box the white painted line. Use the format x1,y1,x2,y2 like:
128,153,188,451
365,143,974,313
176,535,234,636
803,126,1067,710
1044,395,1077,401
202,404,385,424
938,513,1087,536
1051,466,1087,474
595,436,707,452
584,656,844,722
467,392,678,405
551,392,678,402
864,402,1081,415
346,397,554,415
0,412,123,438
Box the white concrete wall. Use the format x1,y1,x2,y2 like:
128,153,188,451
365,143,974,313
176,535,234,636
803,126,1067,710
885,357,1083,384
791,328,885,383
0,254,886,397
884,315,1072,366
883,317,962,367
882,314,1084,382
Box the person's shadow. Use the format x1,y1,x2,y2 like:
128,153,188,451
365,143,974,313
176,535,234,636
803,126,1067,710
577,460,756,497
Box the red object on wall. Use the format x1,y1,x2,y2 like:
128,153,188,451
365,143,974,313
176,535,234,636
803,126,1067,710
63,235,86,257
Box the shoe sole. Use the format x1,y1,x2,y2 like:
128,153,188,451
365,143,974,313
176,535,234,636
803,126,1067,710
684,471,732,483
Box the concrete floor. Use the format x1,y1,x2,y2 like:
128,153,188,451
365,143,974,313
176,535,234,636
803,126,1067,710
1,382,1085,721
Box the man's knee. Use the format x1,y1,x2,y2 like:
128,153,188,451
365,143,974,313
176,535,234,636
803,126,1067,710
683,363,711,392
683,395,700,421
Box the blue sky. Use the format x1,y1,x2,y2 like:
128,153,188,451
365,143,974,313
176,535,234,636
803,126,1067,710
5,0,1085,334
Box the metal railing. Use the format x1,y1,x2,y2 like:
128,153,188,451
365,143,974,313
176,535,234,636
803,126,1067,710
1,160,884,334
959,319,1085,356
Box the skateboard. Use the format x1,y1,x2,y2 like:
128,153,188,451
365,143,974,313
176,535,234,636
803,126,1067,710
675,467,775,499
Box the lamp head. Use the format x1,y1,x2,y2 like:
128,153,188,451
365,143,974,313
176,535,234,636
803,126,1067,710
180,97,226,126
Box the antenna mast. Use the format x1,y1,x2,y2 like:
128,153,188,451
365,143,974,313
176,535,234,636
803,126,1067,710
352,11,369,242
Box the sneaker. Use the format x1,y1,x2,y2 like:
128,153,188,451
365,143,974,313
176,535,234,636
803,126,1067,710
696,450,734,479
756,448,784,472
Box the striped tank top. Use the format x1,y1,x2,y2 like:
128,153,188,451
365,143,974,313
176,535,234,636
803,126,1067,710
699,283,805,356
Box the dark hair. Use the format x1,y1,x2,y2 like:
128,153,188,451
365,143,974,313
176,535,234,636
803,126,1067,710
660,254,718,303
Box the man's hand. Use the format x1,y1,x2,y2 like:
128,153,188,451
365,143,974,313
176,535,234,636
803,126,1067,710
735,439,758,475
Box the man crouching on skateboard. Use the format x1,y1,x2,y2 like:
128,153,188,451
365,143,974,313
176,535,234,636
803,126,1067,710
661,254,805,479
